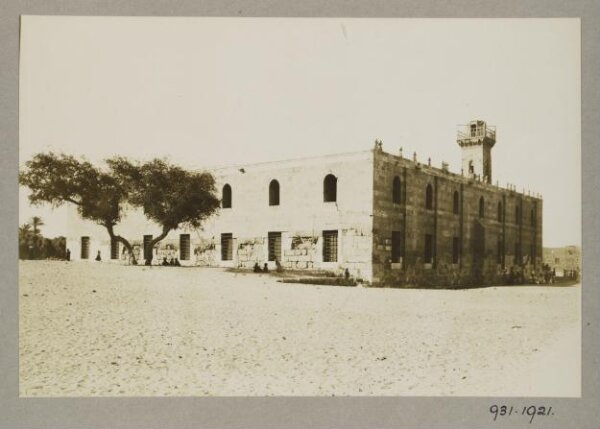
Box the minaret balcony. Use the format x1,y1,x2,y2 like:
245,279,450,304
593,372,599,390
456,121,496,147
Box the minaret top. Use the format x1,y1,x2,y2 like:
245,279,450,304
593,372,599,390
456,120,496,148
457,120,496,184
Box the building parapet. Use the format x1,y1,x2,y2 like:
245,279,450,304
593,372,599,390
376,148,542,200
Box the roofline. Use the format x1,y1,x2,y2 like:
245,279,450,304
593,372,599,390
375,149,543,200
192,149,373,172
189,145,542,200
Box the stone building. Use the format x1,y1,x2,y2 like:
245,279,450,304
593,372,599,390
543,246,580,277
66,120,543,285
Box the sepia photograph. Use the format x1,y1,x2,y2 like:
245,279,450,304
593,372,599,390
17,16,581,399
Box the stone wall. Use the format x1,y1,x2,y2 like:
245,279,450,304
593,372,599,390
200,150,375,280
543,246,581,276
372,149,543,286
65,147,543,287
66,150,375,280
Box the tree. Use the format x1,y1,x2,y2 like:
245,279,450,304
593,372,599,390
31,216,44,236
18,218,66,260
28,216,45,259
20,153,221,265
19,152,139,263
18,218,45,259
109,157,220,263
18,223,33,259
42,236,67,259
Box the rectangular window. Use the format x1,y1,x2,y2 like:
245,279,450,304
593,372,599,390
180,234,191,261
143,235,153,261
391,231,402,263
268,232,282,262
322,230,338,262
452,236,460,264
110,237,119,260
496,238,503,264
80,236,90,259
424,234,433,264
514,242,521,265
221,233,233,261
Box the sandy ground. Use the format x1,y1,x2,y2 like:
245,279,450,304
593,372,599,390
19,261,580,397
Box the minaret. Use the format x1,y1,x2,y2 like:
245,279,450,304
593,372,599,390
457,120,496,184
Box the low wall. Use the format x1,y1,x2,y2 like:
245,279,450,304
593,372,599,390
376,261,545,288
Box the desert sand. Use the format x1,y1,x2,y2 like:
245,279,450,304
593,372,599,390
19,261,580,397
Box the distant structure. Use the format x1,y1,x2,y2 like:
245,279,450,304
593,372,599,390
67,120,543,285
543,246,580,277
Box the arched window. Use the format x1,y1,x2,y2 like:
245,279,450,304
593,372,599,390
515,205,521,225
479,197,485,218
530,209,535,226
425,184,433,210
222,184,232,208
269,180,280,206
452,191,459,214
497,201,502,222
392,176,401,204
324,174,337,202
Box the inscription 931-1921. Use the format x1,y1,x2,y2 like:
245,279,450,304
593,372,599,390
489,405,554,424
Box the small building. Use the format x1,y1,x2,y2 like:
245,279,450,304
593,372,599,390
543,246,580,277
67,120,543,286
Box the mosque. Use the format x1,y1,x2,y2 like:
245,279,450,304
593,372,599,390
67,120,543,285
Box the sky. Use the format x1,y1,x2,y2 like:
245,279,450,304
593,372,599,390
18,17,580,247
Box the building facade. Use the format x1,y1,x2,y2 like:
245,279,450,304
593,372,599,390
543,246,580,277
66,120,543,286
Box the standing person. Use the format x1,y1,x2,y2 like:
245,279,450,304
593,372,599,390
65,248,71,261
262,263,269,273
95,250,102,261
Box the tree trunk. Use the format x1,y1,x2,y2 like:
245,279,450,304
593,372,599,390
105,223,137,265
146,227,171,264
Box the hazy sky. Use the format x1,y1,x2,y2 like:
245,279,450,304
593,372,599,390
19,17,580,246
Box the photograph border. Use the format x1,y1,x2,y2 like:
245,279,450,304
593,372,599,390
1,1,598,428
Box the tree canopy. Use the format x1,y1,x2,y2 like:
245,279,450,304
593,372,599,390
20,152,220,264
18,217,67,260
19,153,125,228
109,157,221,256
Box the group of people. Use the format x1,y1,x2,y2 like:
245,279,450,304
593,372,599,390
501,263,559,285
497,263,557,285
532,264,556,285
530,264,578,284
154,257,181,266
252,260,284,273
499,265,526,285
253,262,269,273
563,268,580,281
